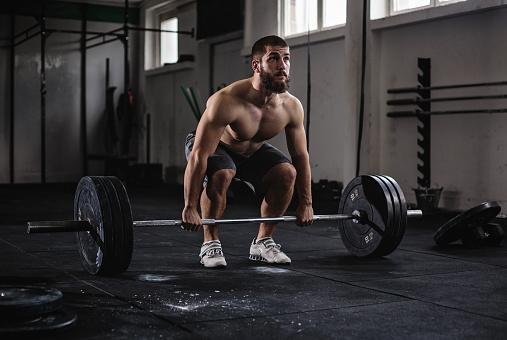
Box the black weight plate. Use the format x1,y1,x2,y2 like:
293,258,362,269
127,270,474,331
96,177,126,276
380,175,408,251
373,176,401,256
376,175,402,254
0,286,62,319
74,176,114,275
433,201,502,245
106,176,134,274
338,176,392,257
0,307,77,335
368,176,396,256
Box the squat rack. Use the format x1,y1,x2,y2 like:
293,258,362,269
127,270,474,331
8,0,194,184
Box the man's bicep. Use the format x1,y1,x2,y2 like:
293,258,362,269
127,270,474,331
287,98,308,155
285,124,308,159
192,119,225,158
192,102,231,158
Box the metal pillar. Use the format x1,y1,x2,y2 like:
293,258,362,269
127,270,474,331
40,3,47,184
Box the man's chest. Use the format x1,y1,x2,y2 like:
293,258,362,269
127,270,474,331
230,106,289,141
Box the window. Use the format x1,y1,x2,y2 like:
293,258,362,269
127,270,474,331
393,0,431,12
144,0,195,71
323,0,347,28
282,0,347,38
393,0,467,14
371,0,467,19
160,17,178,65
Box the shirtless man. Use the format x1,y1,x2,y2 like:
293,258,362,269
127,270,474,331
182,35,314,268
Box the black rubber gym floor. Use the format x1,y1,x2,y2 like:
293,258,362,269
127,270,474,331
1,182,506,339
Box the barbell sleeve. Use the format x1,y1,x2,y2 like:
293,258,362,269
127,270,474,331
407,209,423,219
27,220,92,233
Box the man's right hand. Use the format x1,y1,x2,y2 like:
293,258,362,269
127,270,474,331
182,207,202,232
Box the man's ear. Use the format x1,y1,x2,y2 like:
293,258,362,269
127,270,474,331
252,59,260,74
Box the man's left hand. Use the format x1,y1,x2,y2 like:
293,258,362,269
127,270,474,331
295,204,314,227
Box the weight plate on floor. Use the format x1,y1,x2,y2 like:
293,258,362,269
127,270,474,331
373,175,401,256
0,307,77,334
433,201,502,245
0,286,62,319
380,175,407,250
338,175,394,257
460,225,486,248
106,176,134,274
483,223,504,246
75,176,113,275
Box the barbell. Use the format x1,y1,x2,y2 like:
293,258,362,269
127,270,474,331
27,175,422,276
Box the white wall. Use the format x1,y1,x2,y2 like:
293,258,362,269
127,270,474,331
371,5,507,209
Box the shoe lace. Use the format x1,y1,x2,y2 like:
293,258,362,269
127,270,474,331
262,241,282,253
204,248,223,257
272,244,282,253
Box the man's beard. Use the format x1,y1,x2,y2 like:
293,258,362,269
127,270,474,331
260,67,290,93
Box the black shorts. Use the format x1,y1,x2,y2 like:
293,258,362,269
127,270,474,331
185,131,291,196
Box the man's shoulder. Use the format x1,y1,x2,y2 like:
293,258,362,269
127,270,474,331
224,79,252,98
209,80,251,105
280,91,303,110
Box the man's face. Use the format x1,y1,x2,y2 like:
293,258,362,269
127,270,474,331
259,46,291,93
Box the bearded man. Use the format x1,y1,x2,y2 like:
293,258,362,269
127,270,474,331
182,35,314,268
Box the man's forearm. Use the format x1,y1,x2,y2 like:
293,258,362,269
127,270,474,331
292,155,312,205
184,157,207,209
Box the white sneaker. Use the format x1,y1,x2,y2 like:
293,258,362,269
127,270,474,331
249,237,291,264
200,240,227,268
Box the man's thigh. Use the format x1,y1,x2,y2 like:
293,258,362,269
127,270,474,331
235,143,291,196
185,132,237,187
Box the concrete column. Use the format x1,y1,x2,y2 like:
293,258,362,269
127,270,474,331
342,0,366,180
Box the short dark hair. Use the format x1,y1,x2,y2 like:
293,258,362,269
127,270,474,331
251,35,289,63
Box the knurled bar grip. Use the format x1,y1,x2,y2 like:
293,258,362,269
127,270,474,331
134,214,354,227
27,210,422,233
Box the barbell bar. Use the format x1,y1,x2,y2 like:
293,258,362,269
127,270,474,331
28,211,422,231
26,175,422,276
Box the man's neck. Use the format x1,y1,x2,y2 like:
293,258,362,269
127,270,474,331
250,76,277,107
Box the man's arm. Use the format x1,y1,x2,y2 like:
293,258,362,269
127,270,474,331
285,99,314,227
182,94,234,231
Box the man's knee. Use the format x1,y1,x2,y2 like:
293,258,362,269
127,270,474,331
207,169,236,196
265,163,297,188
